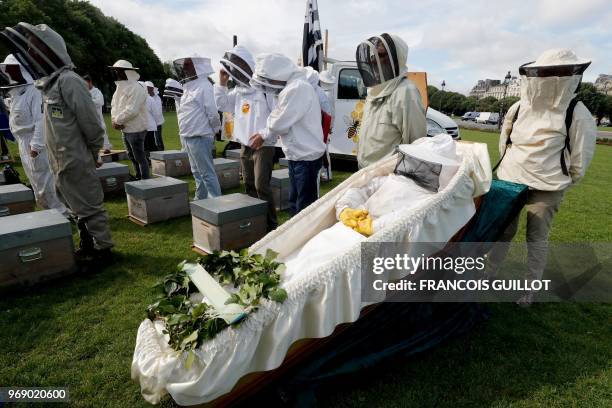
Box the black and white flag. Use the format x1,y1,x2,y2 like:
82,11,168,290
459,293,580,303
302,0,324,72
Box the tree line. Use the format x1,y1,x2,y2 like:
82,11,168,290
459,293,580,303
0,0,166,105
428,83,612,124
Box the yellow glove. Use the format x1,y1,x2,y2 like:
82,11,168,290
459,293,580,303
339,208,373,237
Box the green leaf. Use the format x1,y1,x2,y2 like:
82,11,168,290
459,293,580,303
185,350,196,369
269,288,288,303
265,248,279,261
180,330,198,349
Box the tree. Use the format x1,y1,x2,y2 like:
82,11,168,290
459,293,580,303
0,0,165,102
476,96,497,112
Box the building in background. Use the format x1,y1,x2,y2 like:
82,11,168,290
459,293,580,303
594,74,612,95
469,77,520,99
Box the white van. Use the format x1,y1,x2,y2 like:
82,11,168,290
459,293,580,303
476,112,492,124
324,61,460,159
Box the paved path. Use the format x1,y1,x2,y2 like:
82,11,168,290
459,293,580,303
598,131,612,140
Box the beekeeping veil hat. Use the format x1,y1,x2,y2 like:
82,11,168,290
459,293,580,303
356,33,408,88
220,45,255,88
163,78,183,98
173,55,214,84
394,134,461,192
518,48,591,110
318,70,336,90
0,53,33,88
250,53,299,95
109,59,140,82
0,22,72,80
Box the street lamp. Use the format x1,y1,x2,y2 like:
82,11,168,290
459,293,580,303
439,80,446,112
498,71,512,130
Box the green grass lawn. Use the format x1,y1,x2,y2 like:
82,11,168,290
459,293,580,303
598,126,612,132
0,117,610,407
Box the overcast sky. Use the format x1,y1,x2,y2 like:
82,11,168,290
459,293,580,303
89,0,611,94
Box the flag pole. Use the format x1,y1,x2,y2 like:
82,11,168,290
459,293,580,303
324,29,328,70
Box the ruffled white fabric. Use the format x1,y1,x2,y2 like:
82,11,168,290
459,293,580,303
132,142,491,405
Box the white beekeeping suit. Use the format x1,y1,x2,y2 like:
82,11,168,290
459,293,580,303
163,78,183,149
144,81,157,133
489,48,597,306
303,66,332,115
497,49,597,190
0,54,68,216
318,69,336,125
355,33,427,168
250,53,325,161
153,87,164,127
214,45,276,147
89,85,112,151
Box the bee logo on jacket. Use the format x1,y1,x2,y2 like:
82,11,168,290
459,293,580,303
50,106,64,119
241,103,250,114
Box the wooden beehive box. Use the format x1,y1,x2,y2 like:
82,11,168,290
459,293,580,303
271,168,290,211
213,158,240,190
0,183,35,215
100,149,129,163
125,177,190,225
191,193,267,253
151,150,191,177
96,162,130,196
0,209,75,289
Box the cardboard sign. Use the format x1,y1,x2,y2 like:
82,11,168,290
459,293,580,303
406,72,429,109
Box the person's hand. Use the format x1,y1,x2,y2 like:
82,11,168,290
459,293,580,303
103,149,111,154
95,159,103,168
30,149,39,158
249,133,265,150
219,69,230,87
112,121,124,130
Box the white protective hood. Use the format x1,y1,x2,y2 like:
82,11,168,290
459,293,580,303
498,48,594,191
0,54,34,91
251,53,303,92
220,45,255,87
397,134,461,192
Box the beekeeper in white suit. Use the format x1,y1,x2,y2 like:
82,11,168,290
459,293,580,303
174,55,221,199
110,60,149,180
215,45,278,230
162,78,183,149
83,74,112,152
304,66,334,182
488,49,597,306
0,54,68,216
1,22,113,262
355,33,426,168
249,53,326,215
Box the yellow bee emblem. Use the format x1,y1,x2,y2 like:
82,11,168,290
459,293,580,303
241,103,250,114
344,100,364,144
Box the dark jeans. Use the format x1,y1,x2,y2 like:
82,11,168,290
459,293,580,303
288,156,323,215
155,125,164,151
0,131,8,156
241,145,277,231
123,131,150,179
